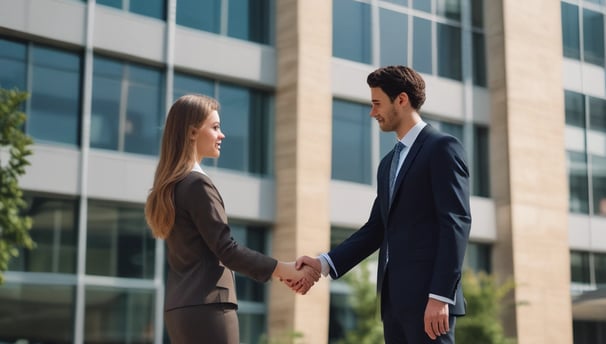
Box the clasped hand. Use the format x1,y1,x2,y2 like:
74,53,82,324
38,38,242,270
275,256,322,295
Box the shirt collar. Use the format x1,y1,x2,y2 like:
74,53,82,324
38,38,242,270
191,163,207,175
399,120,427,147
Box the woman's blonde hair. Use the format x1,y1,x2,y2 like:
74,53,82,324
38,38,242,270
145,94,220,239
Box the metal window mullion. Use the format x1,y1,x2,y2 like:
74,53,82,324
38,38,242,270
461,0,475,191
585,95,595,217
73,0,97,342
371,0,380,67
221,0,229,35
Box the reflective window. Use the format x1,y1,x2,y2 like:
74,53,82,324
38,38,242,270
0,283,75,343
176,0,273,45
173,73,214,101
566,90,586,128
573,320,606,344
413,17,432,74
592,155,606,216
28,45,82,146
571,251,591,283
228,0,273,44
84,286,155,344
472,32,487,86
230,224,269,344
568,151,590,214
436,0,461,21
438,23,462,80
413,0,432,13
333,0,372,64
332,99,372,184
589,96,606,133
11,195,78,274
562,2,580,59
176,0,221,34
97,0,166,20
471,0,483,28
86,201,155,279
473,125,490,197
380,9,408,66
91,55,165,156
0,38,26,90
173,73,273,175
464,242,491,273
583,9,605,66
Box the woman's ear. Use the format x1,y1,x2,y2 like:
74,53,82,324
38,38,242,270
189,126,198,140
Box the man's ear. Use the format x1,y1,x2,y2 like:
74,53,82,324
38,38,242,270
396,92,409,106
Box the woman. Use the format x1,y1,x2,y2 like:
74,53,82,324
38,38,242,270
145,94,318,344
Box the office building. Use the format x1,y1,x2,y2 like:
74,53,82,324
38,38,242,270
0,0,604,343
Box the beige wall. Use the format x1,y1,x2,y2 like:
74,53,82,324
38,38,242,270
486,1,573,343
269,1,333,343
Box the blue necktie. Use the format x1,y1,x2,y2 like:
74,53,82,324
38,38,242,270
389,142,405,201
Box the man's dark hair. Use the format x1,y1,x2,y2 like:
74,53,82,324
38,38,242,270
367,65,426,110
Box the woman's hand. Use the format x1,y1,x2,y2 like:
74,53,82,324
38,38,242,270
273,261,320,295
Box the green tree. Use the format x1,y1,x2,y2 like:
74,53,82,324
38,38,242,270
338,259,384,344
0,88,34,284
456,269,517,344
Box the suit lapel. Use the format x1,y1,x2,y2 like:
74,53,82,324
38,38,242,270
389,125,432,209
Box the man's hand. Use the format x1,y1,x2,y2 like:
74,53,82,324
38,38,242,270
295,255,321,273
424,298,449,340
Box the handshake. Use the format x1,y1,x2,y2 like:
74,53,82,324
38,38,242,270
273,256,323,295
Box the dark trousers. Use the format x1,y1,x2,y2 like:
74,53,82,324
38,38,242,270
164,303,239,344
381,279,456,344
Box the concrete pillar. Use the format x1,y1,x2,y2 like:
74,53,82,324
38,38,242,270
486,1,573,343
269,1,332,343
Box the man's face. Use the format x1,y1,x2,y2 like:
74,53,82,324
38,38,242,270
369,87,401,133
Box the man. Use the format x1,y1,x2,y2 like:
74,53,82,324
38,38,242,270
296,65,471,343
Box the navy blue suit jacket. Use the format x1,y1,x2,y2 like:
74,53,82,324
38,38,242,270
327,124,471,316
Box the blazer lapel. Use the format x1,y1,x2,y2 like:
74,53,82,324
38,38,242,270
389,125,432,208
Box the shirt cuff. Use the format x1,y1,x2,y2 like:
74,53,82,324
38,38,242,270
429,293,455,305
318,253,337,278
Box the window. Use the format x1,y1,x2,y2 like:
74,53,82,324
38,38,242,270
91,55,165,156
97,0,166,20
176,0,274,45
591,155,606,216
464,242,491,273
583,9,605,66
333,0,372,63
595,253,606,286
86,201,155,279
566,90,586,127
0,38,83,146
413,17,433,74
473,125,490,197
437,23,462,81
568,151,590,214
472,32,487,86
230,224,271,344
436,0,461,21
0,283,75,343
11,195,79,274
571,251,591,284
173,72,273,175
84,286,155,344
562,2,580,59
380,8,408,66
332,99,372,184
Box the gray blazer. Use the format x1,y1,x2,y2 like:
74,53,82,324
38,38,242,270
164,171,277,311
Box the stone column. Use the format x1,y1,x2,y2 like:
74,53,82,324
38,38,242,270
269,1,332,343
486,1,573,343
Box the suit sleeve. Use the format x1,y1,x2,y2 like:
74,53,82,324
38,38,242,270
184,175,277,283
429,135,472,300
327,196,384,279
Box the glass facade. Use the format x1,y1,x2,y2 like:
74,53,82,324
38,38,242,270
0,37,82,146
562,1,605,66
176,0,274,45
97,0,166,20
91,55,165,156
173,72,274,176
565,90,606,216
333,0,487,85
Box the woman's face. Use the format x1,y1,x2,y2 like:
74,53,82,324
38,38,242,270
193,110,225,161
